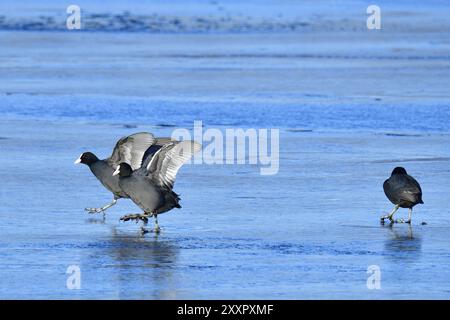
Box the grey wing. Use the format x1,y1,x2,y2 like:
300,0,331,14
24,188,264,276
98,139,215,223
107,132,156,170
139,137,176,171
146,140,202,190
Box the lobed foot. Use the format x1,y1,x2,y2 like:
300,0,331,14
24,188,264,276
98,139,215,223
139,226,160,236
120,213,151,223
380,216,394,224
395,218,411,224
85,207,105,214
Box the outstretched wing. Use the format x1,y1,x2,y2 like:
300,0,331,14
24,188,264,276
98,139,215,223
146,140,202,190
140,137,174,169
107,132,156,170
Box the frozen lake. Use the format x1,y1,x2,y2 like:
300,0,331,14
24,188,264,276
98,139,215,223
1,117,450,299
0,0,450,299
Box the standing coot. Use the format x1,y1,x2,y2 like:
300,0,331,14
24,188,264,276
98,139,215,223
113,140,201,234
381,167,424,224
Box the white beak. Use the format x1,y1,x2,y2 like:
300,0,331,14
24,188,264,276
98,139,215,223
74,158,81,164
112,167,120,176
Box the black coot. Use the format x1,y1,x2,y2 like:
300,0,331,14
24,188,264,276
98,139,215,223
381,167,424,224
75,132,160,214
114,140,201,234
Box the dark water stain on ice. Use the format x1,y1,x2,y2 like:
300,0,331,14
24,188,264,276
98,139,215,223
155,124,177,128
122,124,138,129
384,133,424,137
286,129,314,133
373,157,450,164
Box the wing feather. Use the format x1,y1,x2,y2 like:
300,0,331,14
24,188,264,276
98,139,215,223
146,140,201,189
107,132,156,170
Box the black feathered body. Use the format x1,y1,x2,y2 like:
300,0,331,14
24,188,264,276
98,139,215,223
383,173,423,208
118,174,181,215
114,138,200,218
90,160,128,199
78,132,158,201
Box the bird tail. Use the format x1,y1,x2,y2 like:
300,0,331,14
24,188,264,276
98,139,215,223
155,191,181,214
170,191,181,209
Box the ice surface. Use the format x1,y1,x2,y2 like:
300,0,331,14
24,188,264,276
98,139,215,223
0,0,450,32
1,119,450,299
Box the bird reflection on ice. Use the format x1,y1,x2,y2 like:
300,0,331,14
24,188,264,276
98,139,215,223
89,227,181,299
383,224,422,262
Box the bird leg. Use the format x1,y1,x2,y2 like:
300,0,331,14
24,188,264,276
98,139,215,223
407,208,412,224
153,214,161,234
140,214,160,236
140,219,149,236
120,212,160,234
85,199,117,214
381,204,400,224
402,208,412,224
396,208,413,224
